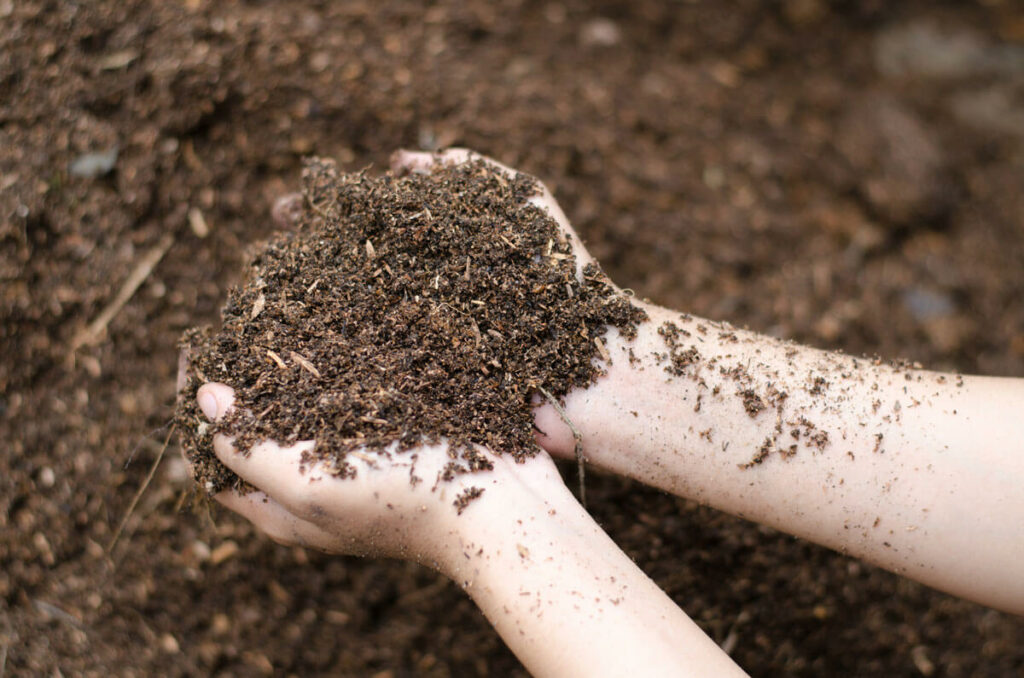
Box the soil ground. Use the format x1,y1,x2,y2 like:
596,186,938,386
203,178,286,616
2,1,1023,675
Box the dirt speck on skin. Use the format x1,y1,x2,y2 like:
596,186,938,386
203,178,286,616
739,436,775,469
740,389,767,418
175,159,646,492
658,321,702,376
454,487,486,515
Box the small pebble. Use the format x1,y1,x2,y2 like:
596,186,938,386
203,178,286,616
902,287,954,321
159,633,180,653
190,540,211,563
210,540,240,565
579,18,620,47
38,466,56,488
211,612,231,636
69,148,119,178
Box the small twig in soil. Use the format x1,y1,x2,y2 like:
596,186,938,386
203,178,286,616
719,609,751,656
107,424,175,555
32,600,84,629
70,233,174,352
537,386,586,508
304,193,332,221
173,487,189,513
123,419,174,470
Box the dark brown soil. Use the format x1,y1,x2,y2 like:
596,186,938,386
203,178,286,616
177,159,643,492
3,1,1023,676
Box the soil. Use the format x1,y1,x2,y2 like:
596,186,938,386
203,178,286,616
176,159,643,492
2,1,1023,676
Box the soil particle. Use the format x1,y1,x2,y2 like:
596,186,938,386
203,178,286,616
454,487,485,515
739,436,775,469
808,376,829,396
175,159,646,492
657,321,703,376
740,389,767,418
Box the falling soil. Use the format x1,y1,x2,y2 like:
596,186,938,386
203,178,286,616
176,159,646,492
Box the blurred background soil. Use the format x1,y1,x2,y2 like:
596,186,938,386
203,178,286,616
2,0,1023,675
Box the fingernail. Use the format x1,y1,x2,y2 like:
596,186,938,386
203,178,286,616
198,389,220,420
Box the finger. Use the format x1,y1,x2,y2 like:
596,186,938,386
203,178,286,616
389,149,434,174
197,382,235,422
441,147,520,177
390,148,517,179
272,192,303,229
212,433,318,509
215,490,335,548
532,401,577,461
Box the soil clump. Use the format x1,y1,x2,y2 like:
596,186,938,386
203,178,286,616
176,159,645,492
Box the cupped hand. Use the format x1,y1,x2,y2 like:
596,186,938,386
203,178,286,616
390,148,599,282
194,147,626,563
389,148,611,460
194,381,571,572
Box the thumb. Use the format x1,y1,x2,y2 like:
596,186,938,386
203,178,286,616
197,382,236,421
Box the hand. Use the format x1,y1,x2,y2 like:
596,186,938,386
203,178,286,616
385,155,1024,618
388,148,603,461
182,149,751,676
193,381,572,573
179,147,594,567
390,148,599,282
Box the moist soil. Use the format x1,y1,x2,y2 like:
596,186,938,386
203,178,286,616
177,159,643,493
3,1,1024,676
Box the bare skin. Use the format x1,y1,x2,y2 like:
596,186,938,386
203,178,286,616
534,302,1024,614
192,148,1023,676
198,383,746,678
409,149,1024,615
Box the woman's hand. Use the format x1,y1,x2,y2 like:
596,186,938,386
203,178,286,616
388,148,604,461
397,148,1024,616
194,381,569,573
191,383,747,678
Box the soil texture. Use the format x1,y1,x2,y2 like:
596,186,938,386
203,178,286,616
2,1,1023,676
177,159,642,492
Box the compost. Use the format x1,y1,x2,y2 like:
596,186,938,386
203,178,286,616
177,158,645,492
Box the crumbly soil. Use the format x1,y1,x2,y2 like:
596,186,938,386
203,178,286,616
3,1,1023,676
176,159,643,492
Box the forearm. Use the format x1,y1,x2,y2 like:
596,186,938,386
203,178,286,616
537,301,1024,613
436,459,746,677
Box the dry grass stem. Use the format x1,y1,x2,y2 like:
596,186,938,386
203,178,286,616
107,424,175,555
70,233,174,352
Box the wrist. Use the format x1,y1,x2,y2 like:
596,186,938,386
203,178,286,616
533,300,678,465
432,447,746,678
430,451,582,580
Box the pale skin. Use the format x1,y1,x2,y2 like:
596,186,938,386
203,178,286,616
191,149,1024,677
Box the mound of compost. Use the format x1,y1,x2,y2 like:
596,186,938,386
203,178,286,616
176,157,646,492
